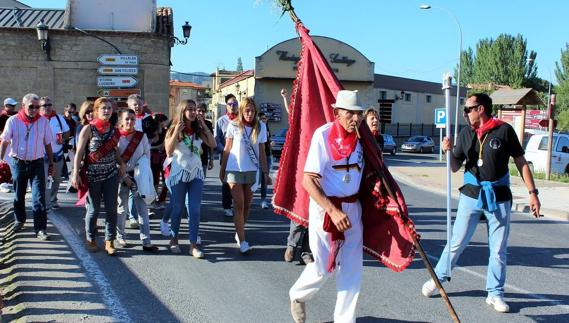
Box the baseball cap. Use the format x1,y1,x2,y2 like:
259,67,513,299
4,98,17,106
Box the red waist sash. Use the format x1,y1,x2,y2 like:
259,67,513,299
323,193,359,272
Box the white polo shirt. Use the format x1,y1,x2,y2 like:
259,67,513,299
304,122,364,197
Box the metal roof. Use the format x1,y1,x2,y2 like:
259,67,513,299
0,7,65,29
374,74,468,97
490,88,544,106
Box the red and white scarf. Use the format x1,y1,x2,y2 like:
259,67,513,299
328,120,358,161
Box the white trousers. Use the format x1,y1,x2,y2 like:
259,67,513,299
289,199,363,323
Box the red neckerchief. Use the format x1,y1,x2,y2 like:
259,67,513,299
17,109,41,126
472,117,505,140
328,120,358,161
136,112,146,120
119,129,135,137
226,112,237,121
90,118,110,134
243,120,254,128
371,130,379,136
183,127,194,136
44,111,57,120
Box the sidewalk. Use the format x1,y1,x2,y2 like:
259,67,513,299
389,162,569,221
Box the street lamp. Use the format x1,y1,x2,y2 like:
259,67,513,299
170,21,192,46
420,4,462,145
36,19,51,60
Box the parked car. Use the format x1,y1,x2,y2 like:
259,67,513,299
382,134,396,155
271,127,288,158
525,133,569,174
400,136,435,153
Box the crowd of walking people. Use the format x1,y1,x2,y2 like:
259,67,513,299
0,89,544,322
0,92,305,260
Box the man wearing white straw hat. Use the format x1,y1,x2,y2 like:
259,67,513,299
289,90,365,323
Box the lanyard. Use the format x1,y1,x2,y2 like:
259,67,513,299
477,133,489,167
25,122,35,141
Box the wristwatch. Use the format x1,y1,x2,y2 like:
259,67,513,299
529,189,539,196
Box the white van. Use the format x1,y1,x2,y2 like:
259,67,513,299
525,133,569,174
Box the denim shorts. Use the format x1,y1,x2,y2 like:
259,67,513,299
226,171,256,184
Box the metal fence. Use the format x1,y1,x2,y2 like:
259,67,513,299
382,123,467,146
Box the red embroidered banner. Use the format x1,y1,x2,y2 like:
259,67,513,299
272,22,416,272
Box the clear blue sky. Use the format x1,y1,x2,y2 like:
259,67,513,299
22,0,569,84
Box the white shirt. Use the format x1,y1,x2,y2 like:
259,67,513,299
225,122,267,172
135,113,152,132
118,133,150,172
46,114,70,154
166,133,205,188
304,122,364,197
0,115,53,161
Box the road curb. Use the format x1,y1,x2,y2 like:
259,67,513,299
0,200,13,320
391,170,569,221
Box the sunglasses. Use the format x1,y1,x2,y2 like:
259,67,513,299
463,104,480,114
85,110,94,114
27,105,40,110
41,103,53,107
228,101,238,107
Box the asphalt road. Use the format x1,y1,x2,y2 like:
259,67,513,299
3,158,568,322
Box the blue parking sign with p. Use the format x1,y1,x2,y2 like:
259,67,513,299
435,108,446,128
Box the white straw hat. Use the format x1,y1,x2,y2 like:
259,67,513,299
331,90,363,111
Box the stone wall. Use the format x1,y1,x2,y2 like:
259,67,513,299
0,28,170,114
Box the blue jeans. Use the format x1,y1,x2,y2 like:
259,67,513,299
434,194,512,297
128,192,138,221
12,158,47,233
85,175,119,241
260,155,273,202
169,178,203,243
117,181,151,245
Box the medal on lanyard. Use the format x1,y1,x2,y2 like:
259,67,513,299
477,133,489,167
342,155,351,183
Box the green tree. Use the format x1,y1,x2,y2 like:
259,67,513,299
554,43,569,113
558,110,569,131
455,34,542,90
236,57,244,72
456,47,474,85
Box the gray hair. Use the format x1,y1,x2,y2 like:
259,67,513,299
127,94,143,103
22,93,40,106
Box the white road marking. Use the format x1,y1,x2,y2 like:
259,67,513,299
49,211,133,322
425,254,569,310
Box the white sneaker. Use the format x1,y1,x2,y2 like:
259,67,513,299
160,221,170,237
421,279,438,297
486,296,509,313
239,241,251,254
223,208,233,217
260,201,269,209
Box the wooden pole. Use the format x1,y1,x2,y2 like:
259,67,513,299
378,171,460,323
